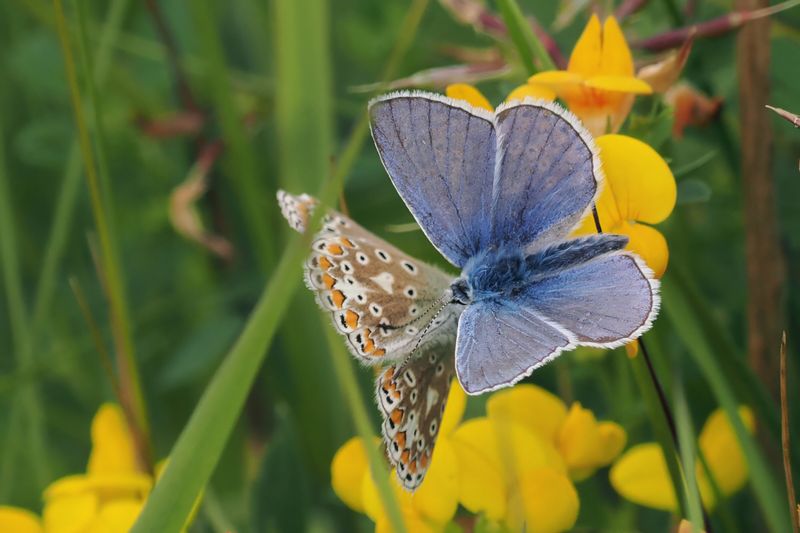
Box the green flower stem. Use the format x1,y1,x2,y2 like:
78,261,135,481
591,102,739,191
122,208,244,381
53,0,151,466
496,0,556,74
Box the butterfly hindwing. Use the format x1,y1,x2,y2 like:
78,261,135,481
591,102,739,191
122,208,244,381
376,348,455,490
278,190,457,364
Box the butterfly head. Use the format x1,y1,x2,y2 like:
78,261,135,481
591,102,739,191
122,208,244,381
449,278,472,306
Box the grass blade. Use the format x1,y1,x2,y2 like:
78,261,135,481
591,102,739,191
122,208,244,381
53,0,151,465
674,371,706,532
495,0,556,74
662,276,790,531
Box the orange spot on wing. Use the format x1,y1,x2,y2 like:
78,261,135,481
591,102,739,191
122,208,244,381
319,256,333,270
322,273,336,289
327,243,344,255
345,310,359,329
408,460,418,474
400,450,410,464
420,453,429,468
390,409,404,425
371,348,386,357
331,290,345,308
340,237,355,248
396,431,407,449
363,338,376,354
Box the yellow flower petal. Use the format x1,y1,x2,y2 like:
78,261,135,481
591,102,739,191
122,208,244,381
361,467,415,525
44,473,152,506
413,438,459,525
698,407,754,497
625,342,639,358
43,492,98,533
331,437,371,513
449,421,507,519
0,506,43,533
445,83,493,111
595,134,677,224
599,17,635,77
506,83,557,103
450,417,565,519
486,384,567,442
506,468,579,533
375,512,439,533
568,14,602,76
620,221,670,278
596,422,628,464
440,380,466,435
609,443,678,511
584,75,652,94
558,403,623,480
87,403,139,476
88,499,143,533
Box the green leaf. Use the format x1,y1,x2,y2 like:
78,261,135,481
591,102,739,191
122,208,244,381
251,408,311,533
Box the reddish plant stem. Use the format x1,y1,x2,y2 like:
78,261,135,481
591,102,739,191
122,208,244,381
632,0,800,51
616,0,649,20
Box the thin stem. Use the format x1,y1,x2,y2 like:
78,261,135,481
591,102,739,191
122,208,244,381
53,0,152,469
781,332,799,533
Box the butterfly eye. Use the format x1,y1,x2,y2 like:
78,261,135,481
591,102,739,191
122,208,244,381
428,354,437,364
409,306,418,316
405,326,418,335
356,252,369,265
409,392,418,405
435,363,444,375
340,261,353,273
429,421,438,436
401,261,417,275
405,286,417,298
375,249,391,262
403,370,416,387
370,304,382,316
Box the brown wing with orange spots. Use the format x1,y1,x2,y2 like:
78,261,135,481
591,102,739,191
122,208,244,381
376,348,455,490
278,191,458,365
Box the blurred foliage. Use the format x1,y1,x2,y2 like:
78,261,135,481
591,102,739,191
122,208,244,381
1,0,800,531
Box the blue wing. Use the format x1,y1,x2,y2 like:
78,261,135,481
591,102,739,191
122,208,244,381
490,100,600,250
455,300,575,394
369,93,495,267
455,251,658,394
525,252,658,346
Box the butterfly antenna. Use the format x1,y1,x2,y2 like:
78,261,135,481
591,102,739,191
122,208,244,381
393,294,451,379
381,296,449,331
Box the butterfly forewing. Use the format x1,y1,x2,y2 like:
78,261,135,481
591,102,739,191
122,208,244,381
376,348,455,490
278,190,456,364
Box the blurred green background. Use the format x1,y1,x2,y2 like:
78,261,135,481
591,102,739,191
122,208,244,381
1,0,800,531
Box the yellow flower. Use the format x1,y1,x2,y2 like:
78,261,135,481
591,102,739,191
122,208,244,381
610,406,755,511
43,404,152,533
1,403,197,533
573,134,676,278
331,381,466,532
486,385,626,481
444,83,555,113
0,506,43,533
528,15,652,136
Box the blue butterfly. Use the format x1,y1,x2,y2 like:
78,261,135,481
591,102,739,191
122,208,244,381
279,91,659,489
